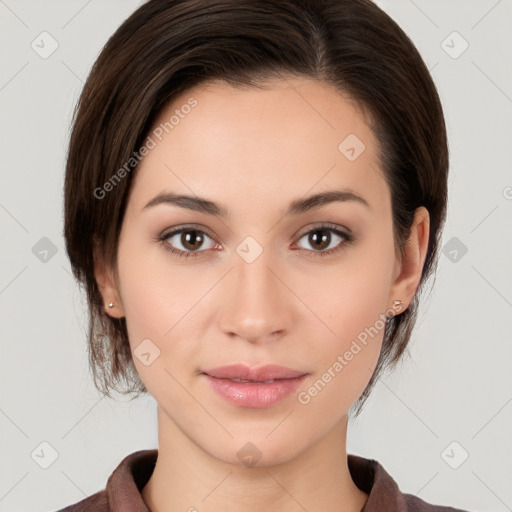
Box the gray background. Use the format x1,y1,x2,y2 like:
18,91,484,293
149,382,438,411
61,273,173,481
1,0,511,511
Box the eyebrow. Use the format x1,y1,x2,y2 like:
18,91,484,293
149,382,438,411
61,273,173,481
142,189,370,217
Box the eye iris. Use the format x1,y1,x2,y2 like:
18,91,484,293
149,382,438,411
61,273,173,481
309,229,330,250
182,231,204,251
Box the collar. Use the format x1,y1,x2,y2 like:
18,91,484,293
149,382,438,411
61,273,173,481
106,449,412,512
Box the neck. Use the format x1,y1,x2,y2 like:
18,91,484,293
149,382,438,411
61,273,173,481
141,407,367,512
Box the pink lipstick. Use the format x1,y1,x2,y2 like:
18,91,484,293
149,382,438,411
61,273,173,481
202,364,308,408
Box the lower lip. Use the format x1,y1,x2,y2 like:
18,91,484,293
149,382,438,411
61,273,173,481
203,374,307,408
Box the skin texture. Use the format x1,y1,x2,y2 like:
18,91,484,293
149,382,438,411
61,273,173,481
94,77,429,512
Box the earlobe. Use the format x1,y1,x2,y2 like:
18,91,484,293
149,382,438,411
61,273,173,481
389,206,430,312
93,242,125,318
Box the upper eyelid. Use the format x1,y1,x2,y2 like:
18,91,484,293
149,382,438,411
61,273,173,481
160,224,218,242
294,222,351,238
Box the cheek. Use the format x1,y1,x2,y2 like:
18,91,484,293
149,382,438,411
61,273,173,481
296,233,395,403
310,234,395,342
115,230,221,397
115,233,194,351
115,242,199,400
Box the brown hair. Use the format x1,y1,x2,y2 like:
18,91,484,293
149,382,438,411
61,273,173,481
64,0,448,415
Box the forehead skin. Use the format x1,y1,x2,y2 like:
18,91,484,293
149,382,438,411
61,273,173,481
124,77,390,238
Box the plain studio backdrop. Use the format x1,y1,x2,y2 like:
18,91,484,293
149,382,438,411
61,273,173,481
0,1,511,511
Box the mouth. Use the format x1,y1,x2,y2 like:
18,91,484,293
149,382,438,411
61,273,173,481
201,364,309,408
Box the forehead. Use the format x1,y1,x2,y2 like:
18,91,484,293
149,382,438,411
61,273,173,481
129,77,388,215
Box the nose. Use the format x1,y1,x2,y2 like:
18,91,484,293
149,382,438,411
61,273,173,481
218,247,295,345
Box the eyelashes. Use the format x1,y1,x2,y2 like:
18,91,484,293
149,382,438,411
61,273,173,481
156,223,354,260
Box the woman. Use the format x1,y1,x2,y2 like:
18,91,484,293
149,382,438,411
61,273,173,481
58,0,471,510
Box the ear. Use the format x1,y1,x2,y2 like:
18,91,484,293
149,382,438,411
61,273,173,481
388,206,430,314
93,240,125,318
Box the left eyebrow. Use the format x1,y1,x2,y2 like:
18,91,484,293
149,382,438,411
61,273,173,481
284,189,370,216
142,189,370,217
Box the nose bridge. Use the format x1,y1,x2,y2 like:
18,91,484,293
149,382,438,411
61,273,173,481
219,241,290,342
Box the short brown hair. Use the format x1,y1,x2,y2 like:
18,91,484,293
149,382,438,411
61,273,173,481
64,0,448,415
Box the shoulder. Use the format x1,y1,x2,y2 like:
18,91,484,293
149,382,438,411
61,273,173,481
52,449,157,512
53,490,108,511
401,492,474,512
348,454,475,512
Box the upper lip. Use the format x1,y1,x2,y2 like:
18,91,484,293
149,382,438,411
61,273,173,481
202,364,307,381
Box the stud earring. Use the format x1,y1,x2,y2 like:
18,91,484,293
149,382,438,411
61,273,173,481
108,302,114,309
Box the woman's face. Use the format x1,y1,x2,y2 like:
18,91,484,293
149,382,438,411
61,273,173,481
99,77,425,465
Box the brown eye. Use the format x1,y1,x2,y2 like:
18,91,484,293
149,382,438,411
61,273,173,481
180,230,205,251
306,229,332,250
158,227,218,258
294,225,352,257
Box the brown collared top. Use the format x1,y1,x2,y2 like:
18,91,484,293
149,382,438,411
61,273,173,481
54,449,472,512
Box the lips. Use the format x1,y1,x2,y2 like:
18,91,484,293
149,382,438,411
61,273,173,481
202,364,309,408
202,364,307,382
